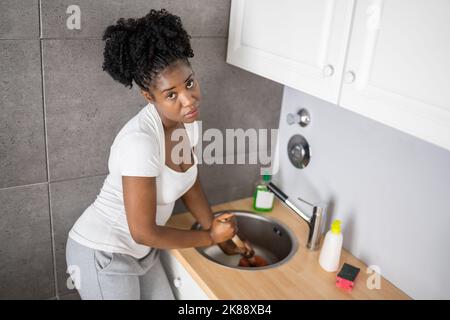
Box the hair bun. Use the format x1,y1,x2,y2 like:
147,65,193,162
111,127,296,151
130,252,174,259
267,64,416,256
102,18,140,88
102,9,194,90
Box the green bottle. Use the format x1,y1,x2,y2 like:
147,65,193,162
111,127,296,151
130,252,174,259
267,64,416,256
252,174,274,212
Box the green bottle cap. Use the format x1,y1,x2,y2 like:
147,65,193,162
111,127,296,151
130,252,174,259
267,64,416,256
262,174,271,181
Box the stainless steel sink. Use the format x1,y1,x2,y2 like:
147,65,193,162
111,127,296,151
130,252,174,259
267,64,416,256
191,210,298,270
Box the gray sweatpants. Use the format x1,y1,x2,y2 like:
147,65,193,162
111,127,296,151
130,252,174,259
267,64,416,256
65,237,175,300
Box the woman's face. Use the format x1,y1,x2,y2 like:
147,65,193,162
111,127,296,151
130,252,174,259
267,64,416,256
142,60,201,129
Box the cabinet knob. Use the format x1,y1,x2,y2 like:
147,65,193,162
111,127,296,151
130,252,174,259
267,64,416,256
344,71,356,84
322,64,334,77
173,276,182,288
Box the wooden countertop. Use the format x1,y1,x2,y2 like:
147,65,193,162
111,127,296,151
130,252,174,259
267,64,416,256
166,197,410,300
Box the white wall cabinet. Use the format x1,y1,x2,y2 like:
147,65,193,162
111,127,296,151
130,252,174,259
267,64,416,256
340,0,450,151
160,250,209,300
227,0,450,151
226,0,355,104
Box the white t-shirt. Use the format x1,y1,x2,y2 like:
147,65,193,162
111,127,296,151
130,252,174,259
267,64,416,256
69,103,199,258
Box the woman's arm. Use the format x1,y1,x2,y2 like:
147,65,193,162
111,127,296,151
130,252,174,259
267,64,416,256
180,174,214,230
122,176,236,249
181,175,251,255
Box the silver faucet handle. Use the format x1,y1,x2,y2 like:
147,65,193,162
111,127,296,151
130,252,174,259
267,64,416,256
297,196,314,208
267,182,326,251
298,197,326,214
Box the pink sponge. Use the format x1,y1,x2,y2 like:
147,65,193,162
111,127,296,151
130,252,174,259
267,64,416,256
336,263,360,292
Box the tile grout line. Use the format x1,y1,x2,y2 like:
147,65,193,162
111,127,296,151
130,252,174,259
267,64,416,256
0,173,107,191
0,38,42,41
2,148,267,191
38,0,42,39
0,36,228,41
50,173,108,184
0,181,49,191
2,148,268,191
38,0,59,301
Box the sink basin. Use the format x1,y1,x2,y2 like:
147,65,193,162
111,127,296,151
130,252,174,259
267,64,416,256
191,210,298,270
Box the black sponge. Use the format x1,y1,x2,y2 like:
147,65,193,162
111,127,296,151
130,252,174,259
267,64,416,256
337,263,360,281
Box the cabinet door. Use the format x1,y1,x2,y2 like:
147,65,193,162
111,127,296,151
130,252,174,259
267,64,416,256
160,250,209,300
226,0,355,104
340,0,450,151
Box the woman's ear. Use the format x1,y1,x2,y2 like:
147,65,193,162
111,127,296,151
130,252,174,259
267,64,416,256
141,89,155,103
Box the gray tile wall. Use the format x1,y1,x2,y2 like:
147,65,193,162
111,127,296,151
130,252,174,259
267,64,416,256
0,0,283,299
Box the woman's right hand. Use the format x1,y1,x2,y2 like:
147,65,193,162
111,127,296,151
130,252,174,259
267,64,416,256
209,212,238,244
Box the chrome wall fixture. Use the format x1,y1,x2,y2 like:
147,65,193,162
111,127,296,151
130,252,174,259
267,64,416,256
286,108,310,127
286,107,312,169
287,134,311,169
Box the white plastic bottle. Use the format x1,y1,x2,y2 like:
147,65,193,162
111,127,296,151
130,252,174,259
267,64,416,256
319,219,343,272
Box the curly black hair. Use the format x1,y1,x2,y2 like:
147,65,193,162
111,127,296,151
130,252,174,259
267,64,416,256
102,9,194,91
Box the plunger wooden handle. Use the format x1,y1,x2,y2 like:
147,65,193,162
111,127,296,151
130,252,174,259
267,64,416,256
230,234,246,248
217,213,247,252
217,214,268,267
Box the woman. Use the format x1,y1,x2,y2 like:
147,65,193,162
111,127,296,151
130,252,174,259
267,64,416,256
66,9,250,300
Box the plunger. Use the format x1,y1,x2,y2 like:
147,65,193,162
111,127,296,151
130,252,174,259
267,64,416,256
218,213,269,267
